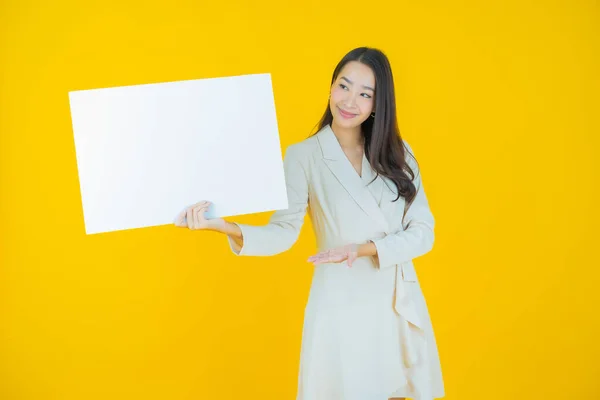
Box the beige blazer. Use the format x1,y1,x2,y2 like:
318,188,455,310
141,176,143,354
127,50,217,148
229,123,435,330
228,124,442,398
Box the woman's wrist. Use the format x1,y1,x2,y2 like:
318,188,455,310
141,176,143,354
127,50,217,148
216,220,242,238
357,241,377,258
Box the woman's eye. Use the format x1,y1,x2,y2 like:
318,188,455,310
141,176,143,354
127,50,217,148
361,93,372,98
339,84,348,90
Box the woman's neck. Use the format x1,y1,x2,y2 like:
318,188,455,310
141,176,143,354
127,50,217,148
330,122,364,150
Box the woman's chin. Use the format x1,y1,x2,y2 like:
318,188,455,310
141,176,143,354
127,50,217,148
332,115,365,129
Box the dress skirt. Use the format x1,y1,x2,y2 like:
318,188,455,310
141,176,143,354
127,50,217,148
295,258,444,400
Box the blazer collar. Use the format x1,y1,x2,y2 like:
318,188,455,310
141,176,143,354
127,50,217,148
316,125,390,233
317,124,348,161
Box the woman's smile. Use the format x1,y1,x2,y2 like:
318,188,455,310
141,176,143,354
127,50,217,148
337,106,357,119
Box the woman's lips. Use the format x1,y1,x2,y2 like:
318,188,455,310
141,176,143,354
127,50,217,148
337,107,357,119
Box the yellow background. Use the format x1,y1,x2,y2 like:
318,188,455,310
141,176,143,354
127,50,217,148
1,0,598,399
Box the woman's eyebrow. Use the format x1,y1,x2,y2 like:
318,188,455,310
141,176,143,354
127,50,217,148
341,76,375,92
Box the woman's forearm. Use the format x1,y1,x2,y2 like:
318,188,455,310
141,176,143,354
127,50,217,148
215,220,241,237
214,220,244,252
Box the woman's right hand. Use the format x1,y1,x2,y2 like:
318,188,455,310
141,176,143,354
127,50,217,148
174,201,225,231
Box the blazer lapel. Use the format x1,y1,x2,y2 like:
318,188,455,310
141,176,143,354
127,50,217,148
362,155,385,207
316,125,390,233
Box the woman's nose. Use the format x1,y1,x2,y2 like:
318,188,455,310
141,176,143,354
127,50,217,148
342,92,357,107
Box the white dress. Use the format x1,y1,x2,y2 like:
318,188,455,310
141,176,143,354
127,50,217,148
228,125,445,400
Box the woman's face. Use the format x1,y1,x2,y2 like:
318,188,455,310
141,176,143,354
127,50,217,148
329,61,376,130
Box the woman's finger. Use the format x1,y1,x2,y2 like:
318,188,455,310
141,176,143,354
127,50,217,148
308,247,351,265
307,255,320,263
193,205,209,225
192,206,200,229
186,207,194,229
174,210,186,227
347,253,356,268
313,253,331,265
309,251,327,261
187,205,211,231
192,207,200,229
174,201,211,229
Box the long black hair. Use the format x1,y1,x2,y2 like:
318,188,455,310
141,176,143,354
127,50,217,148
311,46,418,205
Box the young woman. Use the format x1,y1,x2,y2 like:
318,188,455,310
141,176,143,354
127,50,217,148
175,47,445,400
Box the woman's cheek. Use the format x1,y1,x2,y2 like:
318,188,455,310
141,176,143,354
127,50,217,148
331,88,344,102
359,98,374,114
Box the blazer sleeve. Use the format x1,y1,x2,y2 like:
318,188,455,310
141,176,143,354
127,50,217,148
371,142,435,270
226,144,309,256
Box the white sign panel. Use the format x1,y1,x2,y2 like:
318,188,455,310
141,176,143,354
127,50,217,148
68,73,288,235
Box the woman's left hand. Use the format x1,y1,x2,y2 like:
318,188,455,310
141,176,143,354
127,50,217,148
307,244,359,267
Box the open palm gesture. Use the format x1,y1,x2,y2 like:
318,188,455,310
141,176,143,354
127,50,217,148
307,244,359,267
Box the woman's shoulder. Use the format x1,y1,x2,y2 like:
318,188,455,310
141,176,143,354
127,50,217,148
283,134,320,163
